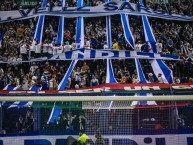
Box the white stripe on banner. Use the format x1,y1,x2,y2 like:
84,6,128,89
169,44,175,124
142,15,173,83
150,59,173,84
58,0,84,90
120,13,135,48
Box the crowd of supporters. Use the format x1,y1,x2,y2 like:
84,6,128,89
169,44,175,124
0,0,193,90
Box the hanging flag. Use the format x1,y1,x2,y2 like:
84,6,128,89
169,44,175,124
142,15,173,83
106,0,117,84
33,0,47,43
47,102,62,124
3,85,20,90
55,0,65,45
120,6,147,84
135,58,147,84
58,0,84,90
131,93,157,106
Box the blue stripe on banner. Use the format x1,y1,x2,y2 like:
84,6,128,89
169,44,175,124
137,51,154,58
156,59,173,83
142,15,173,83
62,0,66,7
77,0,83,7
160,54,180,59
142,15,157,53
140,0,143,7
34,15,45,42
76,17,82,48
3,85,17,90
30,86,41,91
47,102,62,124
121,14,135,48
56,16,64,45
58,60,77,90
135,58,147,84
41,0,47,7
106,14,117,83
107,59,117,83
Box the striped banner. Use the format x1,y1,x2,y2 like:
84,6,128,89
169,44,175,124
142,15,173,83
106,0,117,84
47,102,62,124
33,0,47,43
58,0,84,90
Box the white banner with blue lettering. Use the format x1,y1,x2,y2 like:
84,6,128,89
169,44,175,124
37,48,181,61
0,1,193,23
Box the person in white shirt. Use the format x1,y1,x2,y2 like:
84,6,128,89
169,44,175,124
42,41,49,56
134,41,142,52
156,40,163,53
84,38,91,49
48,43,53,55
20,43,27,60
30,62,38,74
157,73,164,83
56,45,64,54
35,42,42,58
30,40,37,58
103,41,108,49
64,41,72,52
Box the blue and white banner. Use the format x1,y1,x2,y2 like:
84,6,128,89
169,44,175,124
120,14,135,48
150,59,173,84
1,132,193,145
56,0,65,45
0,48,183,64
135,58,147,84
58,0,84,90
0,1,193,23
3,85,20,90
131,93,157,106
47,48,180,61
6,86,41,109
142,15,173,83
33,0,47,43
47,102,62,124
120,10,147,84
106,2,117,84
55,16,64,45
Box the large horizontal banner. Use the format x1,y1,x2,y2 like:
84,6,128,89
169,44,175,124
0,133,193,145
1,83,193,94
0,48,183,63
0,1,193,23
